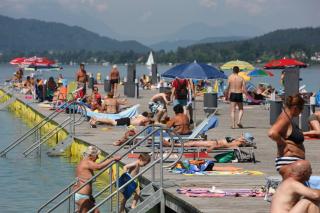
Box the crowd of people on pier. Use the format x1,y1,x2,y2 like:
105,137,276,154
5,63,320,213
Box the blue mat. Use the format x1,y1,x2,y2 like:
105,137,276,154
85,104,139,120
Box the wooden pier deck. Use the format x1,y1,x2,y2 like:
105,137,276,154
5,85,320,213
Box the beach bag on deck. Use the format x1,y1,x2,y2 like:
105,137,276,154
215,151,235,163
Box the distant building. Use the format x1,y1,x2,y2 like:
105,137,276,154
311,52,320,62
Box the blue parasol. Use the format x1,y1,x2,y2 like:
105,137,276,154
161,61,227,80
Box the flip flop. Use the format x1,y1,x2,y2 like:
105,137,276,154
237,123,243,128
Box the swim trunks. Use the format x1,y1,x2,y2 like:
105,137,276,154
229,92,243,103
110,79,119,85
115,117,131,126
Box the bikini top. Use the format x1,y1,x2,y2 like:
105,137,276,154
284,111,304,144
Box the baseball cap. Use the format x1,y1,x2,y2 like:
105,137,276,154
244,132,254,143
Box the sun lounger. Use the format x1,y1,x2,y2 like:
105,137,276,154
85,104,140,120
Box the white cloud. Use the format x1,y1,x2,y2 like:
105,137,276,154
225,0,267,15
199,0,218,8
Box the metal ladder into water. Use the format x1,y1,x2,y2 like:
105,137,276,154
0,100,87,157
37,125,184,213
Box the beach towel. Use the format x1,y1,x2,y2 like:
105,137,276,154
304,136,320,140
169,169,263,176
85,104,139,120
177,187,265,197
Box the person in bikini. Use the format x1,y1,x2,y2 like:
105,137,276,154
73,146,121,213
268,94,306,178
89,111,152,128
304,111,320,138
225,66,246,129
163,133,256,151
109,65,120,97
271,160,320,213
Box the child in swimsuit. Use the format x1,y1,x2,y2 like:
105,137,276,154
119,154,151,212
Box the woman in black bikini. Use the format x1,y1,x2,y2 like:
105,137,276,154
268,94,305,178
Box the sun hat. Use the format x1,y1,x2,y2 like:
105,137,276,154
113,64,117,69
83,146,101,157
244,132,254,143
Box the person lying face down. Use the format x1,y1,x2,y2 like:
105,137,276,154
89,112,153,128
162,132,256,151
271,160,320,213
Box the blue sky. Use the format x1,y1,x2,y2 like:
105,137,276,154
0,0,319,42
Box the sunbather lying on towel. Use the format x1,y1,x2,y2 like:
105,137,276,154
89,111,152,128
163,133,256,151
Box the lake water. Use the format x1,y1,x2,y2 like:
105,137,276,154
0,110,76,212
0,63,319,92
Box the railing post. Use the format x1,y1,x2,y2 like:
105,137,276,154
151,125,155,182
68,186,71,213
109,167,113,212
160,128,165,213
116,162,120,213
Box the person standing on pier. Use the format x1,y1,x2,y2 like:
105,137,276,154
110,65,120,97
73,146,121,213
76,63,88,97
225,66,246,129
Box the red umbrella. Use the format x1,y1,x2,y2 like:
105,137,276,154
264,58,307,69
22,56,55,66
10,57,26,65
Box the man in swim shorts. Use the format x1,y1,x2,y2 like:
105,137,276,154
225,66,246,129
73,146,121,213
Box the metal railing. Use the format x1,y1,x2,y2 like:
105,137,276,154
38,125,183,213
0,100,86,157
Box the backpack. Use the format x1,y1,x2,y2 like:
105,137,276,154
316,91,320,107
176,79,188,100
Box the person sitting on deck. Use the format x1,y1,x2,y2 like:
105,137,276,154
162,133,256,151
140,74,151,90
73,146,121,213
101,92,128,114
89,111,152,128
91,86,102,106
271,160,320,213
304,111,320,138
166,104,191,135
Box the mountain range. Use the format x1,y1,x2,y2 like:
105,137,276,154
0,15,149,53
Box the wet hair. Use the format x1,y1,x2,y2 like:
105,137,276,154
285,94,304,110
139,153,151,163
141,111,149,117
173,104,184,114
233,66,240,73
